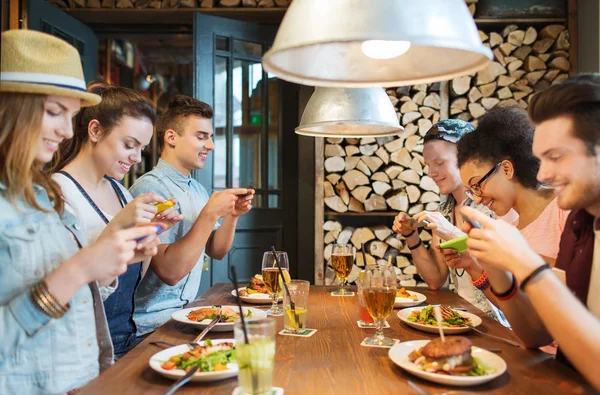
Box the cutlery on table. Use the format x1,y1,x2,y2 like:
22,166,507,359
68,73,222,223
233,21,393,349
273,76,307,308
467,324,521,347
164,365,199,395
187,314,222,349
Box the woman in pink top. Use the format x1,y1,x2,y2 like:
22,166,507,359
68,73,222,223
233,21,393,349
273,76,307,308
456,107,568,265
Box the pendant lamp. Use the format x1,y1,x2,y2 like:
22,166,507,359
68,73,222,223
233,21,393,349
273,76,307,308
295,87,403,137
263,0,492,87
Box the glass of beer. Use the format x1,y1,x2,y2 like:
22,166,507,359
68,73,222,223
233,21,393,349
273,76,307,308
356,271,375,326
331,244,355,296
362,264,397,346
283,280,310,333
234,318,276,395
261,251,290,316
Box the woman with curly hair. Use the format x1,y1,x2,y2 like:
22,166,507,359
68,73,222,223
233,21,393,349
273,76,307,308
457,106,569,266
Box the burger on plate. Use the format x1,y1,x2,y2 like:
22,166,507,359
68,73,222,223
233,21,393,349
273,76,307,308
409,337,475,375
246,274,267,294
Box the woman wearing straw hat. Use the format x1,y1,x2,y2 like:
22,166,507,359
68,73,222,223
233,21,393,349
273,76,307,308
0,30,160,393
49,81,181,358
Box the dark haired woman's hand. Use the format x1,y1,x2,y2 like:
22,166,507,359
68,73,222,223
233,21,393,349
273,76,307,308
439,247,475,270
152,199,182,232
110,193,165,230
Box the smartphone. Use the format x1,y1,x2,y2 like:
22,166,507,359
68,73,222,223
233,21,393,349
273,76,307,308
154,201,174,213
135,224,163,243
460,198,482,229
439,235,469,252
403,218,430,230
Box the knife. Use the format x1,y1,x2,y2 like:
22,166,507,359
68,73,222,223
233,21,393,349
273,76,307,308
191,314,222,345
164,365,199,395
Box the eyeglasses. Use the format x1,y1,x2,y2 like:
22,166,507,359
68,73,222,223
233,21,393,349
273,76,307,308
465,162,501,199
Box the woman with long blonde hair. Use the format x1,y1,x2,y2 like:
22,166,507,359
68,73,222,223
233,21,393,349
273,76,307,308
0,30,160,394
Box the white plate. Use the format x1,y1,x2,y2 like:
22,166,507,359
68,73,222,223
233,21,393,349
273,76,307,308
172,306,268,332
397,307,482,334
394,291,427,308
149,339,238,382
231,288,283,305
388,340,507,387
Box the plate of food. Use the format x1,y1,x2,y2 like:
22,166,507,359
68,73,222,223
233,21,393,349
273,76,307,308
397,305,482,334
149,339,238,382
172,306,268,332
394,287,427,308
230,274,283,305
388,337,506,386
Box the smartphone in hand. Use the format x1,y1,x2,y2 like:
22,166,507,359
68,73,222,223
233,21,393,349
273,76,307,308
460,197,482,229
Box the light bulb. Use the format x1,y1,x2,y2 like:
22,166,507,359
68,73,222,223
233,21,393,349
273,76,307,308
361,40,411,60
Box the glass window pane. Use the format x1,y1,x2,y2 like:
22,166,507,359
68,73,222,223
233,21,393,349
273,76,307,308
232,60,263,189
216,36,229,52
268,77,280,192
267,194,279,209
214,56,228,189
253,193,264,209
233,39,263,58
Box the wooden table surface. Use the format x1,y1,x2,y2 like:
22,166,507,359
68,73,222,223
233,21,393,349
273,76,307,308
80,284,594,395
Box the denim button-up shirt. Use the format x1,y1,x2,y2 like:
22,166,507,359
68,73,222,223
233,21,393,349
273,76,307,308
0,183,113,394
130,159,219,335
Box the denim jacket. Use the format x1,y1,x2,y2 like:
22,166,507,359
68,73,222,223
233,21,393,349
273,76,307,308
0,183,113,394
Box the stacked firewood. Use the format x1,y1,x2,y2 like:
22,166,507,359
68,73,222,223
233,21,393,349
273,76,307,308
323,85,442,215
323,84,446,287
450,24,570,125
48,0,292,8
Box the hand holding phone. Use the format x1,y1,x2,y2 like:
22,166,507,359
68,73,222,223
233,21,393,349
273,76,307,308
439,235,469,253
460,198,482,229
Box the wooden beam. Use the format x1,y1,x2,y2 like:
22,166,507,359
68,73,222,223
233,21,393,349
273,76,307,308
9,0,20,29
314,136,325,285
106,39,113,84
567,0,578,74
439,80,449,121
64,8,285,25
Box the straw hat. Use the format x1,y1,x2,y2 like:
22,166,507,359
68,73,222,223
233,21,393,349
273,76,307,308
0,30,100,107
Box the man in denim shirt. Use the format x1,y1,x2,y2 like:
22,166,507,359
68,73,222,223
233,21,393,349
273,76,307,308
130,95,254,335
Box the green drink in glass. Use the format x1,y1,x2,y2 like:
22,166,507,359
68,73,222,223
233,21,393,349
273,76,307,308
234,318,276,395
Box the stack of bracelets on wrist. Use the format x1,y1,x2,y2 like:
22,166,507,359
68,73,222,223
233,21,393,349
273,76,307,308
403,229,422,250
470,271,490,291
31,280,70,318
490,274,518,301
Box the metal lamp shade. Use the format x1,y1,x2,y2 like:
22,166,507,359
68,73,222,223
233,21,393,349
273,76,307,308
295,87,403,138
263,0,492,87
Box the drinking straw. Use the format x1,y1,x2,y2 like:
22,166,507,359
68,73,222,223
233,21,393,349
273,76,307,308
270,246,298,326
230,266,249,344
361,243,368,266
231,266,258,393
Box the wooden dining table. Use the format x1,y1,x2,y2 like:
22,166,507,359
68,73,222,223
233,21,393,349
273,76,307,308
80,284,594,395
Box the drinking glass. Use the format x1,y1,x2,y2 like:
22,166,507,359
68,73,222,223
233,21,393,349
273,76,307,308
356,271,375,327
283,280,310,333
331,244,355,296
362,264,397,346
261,251,289,316
234,318,276,395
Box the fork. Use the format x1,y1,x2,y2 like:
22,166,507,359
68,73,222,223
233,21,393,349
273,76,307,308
467,324,521,347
